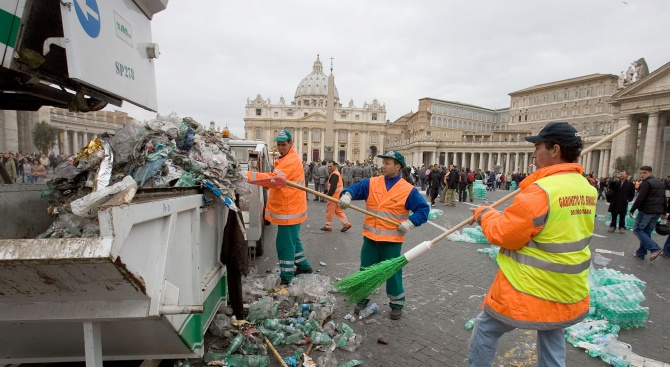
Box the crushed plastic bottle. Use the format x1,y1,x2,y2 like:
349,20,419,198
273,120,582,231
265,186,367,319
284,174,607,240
225,354,270,367
337,322,354,336
336,360,364,367
310,331,334,345
337,334,362,352
464,318,476,330
358,303,378,319
322,320,337,336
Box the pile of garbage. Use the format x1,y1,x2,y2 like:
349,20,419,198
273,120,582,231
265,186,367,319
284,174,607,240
37,113,250,238
180,273,366,367
563,267,648,367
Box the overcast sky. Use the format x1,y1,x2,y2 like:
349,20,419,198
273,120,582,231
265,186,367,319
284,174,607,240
114,0,670,138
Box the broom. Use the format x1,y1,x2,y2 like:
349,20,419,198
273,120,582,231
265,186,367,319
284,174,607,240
248,175,402,227
333,125,630,303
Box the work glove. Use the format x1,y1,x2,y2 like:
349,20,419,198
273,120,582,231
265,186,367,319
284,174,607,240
339,192,352,209
398,220,415,234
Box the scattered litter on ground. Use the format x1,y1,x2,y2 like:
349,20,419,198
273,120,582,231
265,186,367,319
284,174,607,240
175,272,370,366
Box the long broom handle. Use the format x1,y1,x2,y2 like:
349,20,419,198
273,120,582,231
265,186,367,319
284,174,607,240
285,180,402,226
403,125,630,260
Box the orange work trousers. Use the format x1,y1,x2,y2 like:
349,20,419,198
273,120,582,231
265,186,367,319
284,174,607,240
325,201,349,228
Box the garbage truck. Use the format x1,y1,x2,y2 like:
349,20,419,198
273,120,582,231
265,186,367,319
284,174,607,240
1,0,166,111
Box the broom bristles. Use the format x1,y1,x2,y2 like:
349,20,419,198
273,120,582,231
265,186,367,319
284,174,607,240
333,255,408,303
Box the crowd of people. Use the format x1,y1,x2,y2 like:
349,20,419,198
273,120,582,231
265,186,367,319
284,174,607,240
0,151,69,185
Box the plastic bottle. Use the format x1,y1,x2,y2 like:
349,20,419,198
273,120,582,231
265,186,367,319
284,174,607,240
283,331,305,345
225,333,245,356
225,354,270,367
337,322,354,336
336,360,364,367
464,318,476,330
358,303,378,319
338,334,362,352
310,331,334,345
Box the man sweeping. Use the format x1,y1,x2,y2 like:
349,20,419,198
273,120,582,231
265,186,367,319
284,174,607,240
247,130,313,285
338,151,429,320
468,122,595,366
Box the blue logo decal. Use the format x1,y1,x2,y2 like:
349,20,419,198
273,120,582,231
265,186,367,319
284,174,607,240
73,0,101,38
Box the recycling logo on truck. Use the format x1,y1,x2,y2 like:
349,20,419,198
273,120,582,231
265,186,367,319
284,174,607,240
73,0,101,38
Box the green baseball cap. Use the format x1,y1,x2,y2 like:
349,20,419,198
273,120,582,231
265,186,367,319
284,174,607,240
274,130,292,142
377,150,406,168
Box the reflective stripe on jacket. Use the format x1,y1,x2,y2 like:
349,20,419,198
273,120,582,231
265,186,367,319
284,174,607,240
474,163,594,330
246,146,306,225
363,176,412,242
327,169,344,199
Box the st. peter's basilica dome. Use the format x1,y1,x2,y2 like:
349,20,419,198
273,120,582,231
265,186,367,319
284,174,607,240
294,55,340,103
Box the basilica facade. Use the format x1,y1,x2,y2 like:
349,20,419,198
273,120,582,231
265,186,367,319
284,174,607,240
243,56,387,163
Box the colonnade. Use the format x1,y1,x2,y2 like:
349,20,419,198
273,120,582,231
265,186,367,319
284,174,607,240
406,146,615,177
56,130,99,156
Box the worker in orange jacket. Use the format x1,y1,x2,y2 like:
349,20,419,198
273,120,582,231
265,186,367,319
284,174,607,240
320,161,351,232
247,130,312,285
468,122,595,367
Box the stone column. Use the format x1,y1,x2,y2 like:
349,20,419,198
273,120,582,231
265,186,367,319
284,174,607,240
598,150,606,178
603,149,611,177
62,130,70,156
642,112,660,169
470,152,476,171
584,152,592,175
1,110,19,152
504,152,510,174
307,129,313,161
523,153,529,174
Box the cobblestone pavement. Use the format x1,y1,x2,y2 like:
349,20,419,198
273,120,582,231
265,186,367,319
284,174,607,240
253,187,670,367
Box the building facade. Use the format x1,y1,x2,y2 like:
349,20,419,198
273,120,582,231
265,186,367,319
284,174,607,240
610,61,670,177
385,62,669,179
244,56,387,164
385,98,519,172
1,107,132,155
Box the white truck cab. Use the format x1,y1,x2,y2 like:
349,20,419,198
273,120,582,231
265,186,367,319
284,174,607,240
226,139,271,257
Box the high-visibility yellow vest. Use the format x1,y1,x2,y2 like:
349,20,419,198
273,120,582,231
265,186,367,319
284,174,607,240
497,173,595,304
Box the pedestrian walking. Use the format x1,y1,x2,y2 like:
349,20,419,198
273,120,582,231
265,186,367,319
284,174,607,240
444,165,458,206
311,162,321,201
428,164,441,207
468,122,596,367
629,165,666,261
458,167,468,202
338,151,429,320
607,170,635,233
247,130,313,285
320,161,351,232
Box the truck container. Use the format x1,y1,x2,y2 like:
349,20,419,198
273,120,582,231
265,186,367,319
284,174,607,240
0,185,230,365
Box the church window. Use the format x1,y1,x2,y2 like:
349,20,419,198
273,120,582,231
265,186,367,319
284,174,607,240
255,109,261,116
274,112,278,117
563,92,568,100
304,112,308,117
287,112,293,117
597,86,605,95
339,131,346,141
303,131,308,140
573,90,580,99
543,95,547,103
553,94,557,102
312,130,320,142
372,113,378,121
370,133,377,143
341,114,347,118
255,129,261,139
355,115,360,120
585,88,592,97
